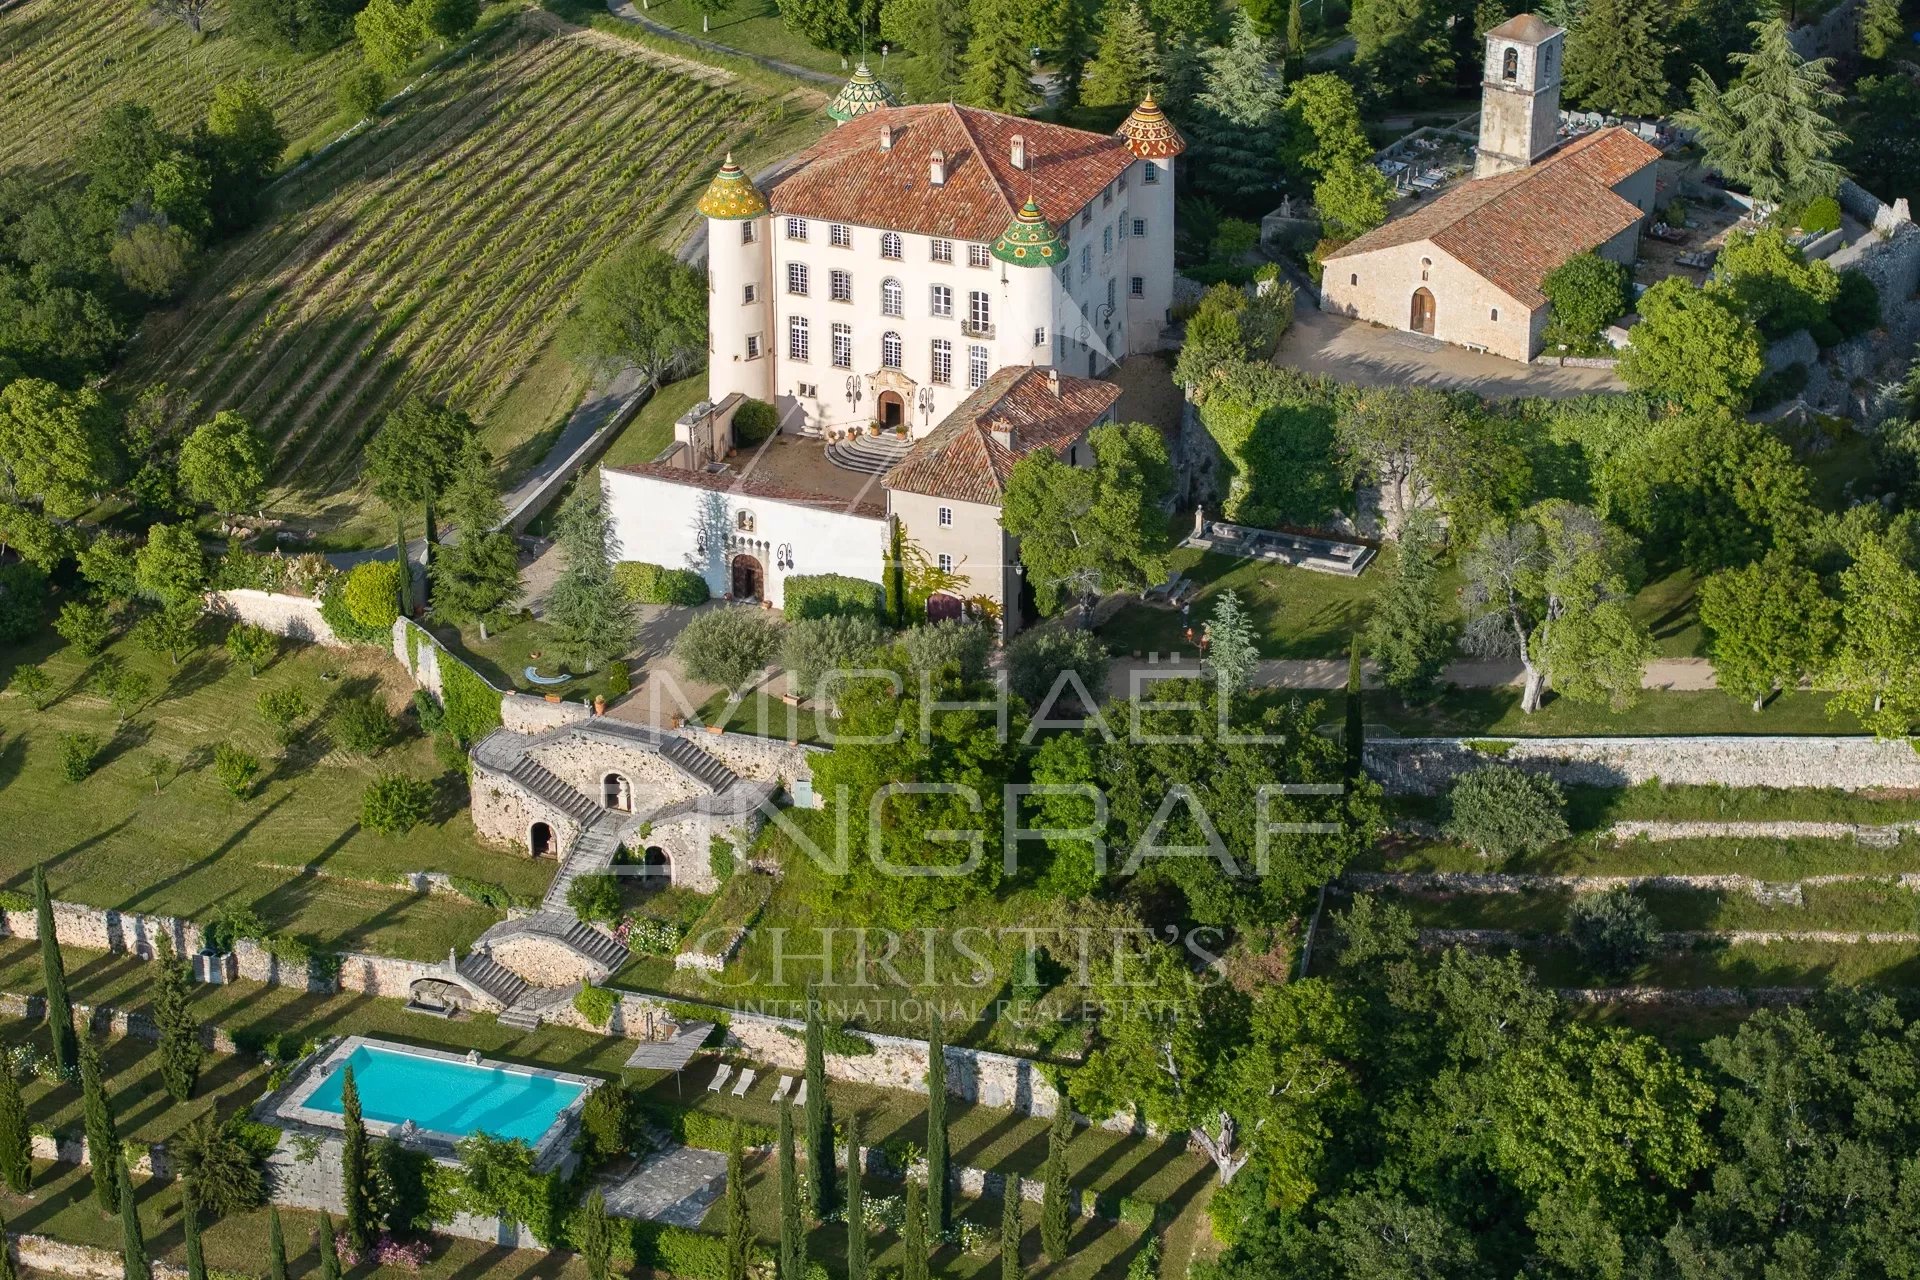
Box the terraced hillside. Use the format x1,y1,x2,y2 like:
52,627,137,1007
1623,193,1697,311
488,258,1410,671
1335,782,1920,1000
124,13,783,544
0,0,354,176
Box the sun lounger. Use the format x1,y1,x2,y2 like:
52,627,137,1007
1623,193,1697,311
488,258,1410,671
731,1068,757,1098
793,1080,808,1107
707,1064,733,1093
771,1076,794,1102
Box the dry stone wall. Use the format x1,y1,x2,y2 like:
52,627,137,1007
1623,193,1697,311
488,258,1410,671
678,728,820,789
9,1234,190,1280
503,692,592,733
1364,735,1920,795
470,759,585,853
205,589,344,647
529,733,701,809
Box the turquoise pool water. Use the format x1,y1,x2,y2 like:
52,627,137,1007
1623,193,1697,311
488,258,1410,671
306,1045,587,1144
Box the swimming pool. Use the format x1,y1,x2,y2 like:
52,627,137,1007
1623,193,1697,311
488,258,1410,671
301,1042,590,1146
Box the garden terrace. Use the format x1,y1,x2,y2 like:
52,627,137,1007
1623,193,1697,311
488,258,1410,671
0,0,356,179
0,626,549,960
121,13,786,547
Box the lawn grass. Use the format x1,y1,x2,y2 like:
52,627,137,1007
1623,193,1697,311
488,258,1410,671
1100,548,1381,660
591,0,848,76
1355,833,1920,879
602,375,706,470
1361,685,1859,737
1363,879,1920,936
0,627,548,960
425,615,601,702
1630,566,1704,658
1387,781,1920,831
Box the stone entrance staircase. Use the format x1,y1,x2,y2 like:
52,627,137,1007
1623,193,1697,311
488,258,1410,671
824,434,911,476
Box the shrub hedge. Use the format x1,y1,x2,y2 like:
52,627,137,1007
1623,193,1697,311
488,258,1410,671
782,573,884,621
615,561,710,606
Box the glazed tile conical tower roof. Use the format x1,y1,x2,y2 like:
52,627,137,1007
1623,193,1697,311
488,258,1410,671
1116,94,1186,158
826,62,900,123
991,199,1065,267
695,153,769,220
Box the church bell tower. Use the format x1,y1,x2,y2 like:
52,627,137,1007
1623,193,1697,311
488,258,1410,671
1474,13,1565,179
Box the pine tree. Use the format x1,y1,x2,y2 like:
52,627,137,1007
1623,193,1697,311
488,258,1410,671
845,1113,868,1280
340,1066,371,1252
962,0,1037,113
318,1210,341,1280
1676,17,1847,210
182,1189,207,1280
778,1103,803,1280
80,1030,121,1212
1351,0,1452,91
882,0,972,101
0,1058,28,1194
1564,0,1670,116
725,1123,752,1280
580,1188,613,1280
1859,0,1902,59
903,1178,929,1280
545,478,635,674
1040,1098,1071,1263
118,1163,149,1280
1191,12,1288,199
430,438,522,640
152,933,201,1103
1363,512,1452,702
34,865,76,1076
267,1207,288,1280
1049,0,1095,107
999,1171,1021,1280
925,1011,950,1237
803,994,831,1219
1079,0,1160,108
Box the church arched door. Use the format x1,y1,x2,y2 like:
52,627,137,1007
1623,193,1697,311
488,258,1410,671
1410,288,1436,336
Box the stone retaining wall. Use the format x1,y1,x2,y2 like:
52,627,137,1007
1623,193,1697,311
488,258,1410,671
0,990,240,1055
8,1233,189,1280
263,1133,538,1249
1364,735,1920,795
205,589,344,647
676,728,819,790
503,692,591,734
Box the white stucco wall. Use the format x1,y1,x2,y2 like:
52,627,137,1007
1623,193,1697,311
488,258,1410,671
889,489,1016,623
1321,240,1537,361
602,467,887,609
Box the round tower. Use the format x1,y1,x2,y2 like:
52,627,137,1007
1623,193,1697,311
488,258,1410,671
696,154,774,407
1116,95,1185,352
991,199,1065,371
826,62,900,125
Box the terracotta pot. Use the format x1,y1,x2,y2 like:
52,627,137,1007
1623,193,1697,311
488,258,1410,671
706,723,724,735
593,696,606,715
669,714,684,729
544,693,561,703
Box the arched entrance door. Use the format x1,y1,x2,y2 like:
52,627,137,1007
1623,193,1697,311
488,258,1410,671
1410,288,1436,336
642,846,671,885
926,592,963,623
876,391,905,428
604,774,631,812
731,554,763,600
529,822,554,857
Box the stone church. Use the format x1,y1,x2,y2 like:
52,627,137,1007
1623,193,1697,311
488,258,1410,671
1319,13,1662,362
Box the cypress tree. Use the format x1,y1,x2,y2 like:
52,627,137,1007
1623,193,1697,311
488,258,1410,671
33,865,76,1076
844,1113,867,1280
0,1208,16,1280
0,1058,29,1193
153,933,201,1103
1345,633,1365,781
1285,0,1305,75
80,1029,121,1213
925,1011,949,1237
803,995,830,1218
579,1188,613,1280
1079,0,1161,108
340,1066,370,1252
724,1123,751,1280
1040,1098,1071,1263
999,1171,1021,1280
118,1163,149,1280
318,1210,341,1280
903,1178,929,1280
182,1189,207,1280
777,1103,803,1280
267,1207,288,1280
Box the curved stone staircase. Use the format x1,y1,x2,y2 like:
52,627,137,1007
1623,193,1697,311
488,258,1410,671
824,434,912,476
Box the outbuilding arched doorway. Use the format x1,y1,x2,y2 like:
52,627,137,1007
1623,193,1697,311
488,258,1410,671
1410,288,1436,336
641,846,671,885
529,822,554,857
604,773,632,812
731,554,763,601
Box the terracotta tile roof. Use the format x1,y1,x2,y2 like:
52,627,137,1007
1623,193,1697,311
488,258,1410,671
1486,12,1560,41
883,366,1122,505
605,461,888,520
770,104,1137,243
1323,126,1661,308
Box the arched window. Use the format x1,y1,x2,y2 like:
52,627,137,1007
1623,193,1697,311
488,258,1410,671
881,231,903,260
881,277,903,317
1502,47,1518,80
881,331,903,369
736,509,756,532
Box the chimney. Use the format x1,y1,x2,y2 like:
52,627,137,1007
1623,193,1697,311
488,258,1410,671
1047,368,1061,397
929,149,946,186
879,123,893,150
1010,134,1026,169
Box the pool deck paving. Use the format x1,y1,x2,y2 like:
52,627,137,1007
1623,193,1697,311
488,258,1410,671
599,1146,729,1227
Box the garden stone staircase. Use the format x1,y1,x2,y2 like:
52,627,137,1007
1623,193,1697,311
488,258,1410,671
505,756,603,825
455,951,530,1010
542,817,622,913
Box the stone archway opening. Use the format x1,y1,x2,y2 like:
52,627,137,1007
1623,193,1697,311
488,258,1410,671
731,553,763,601
641,845,671,886
1410,287,1436,336
530,821,554,857
604,773,632,812
876,390,905,427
